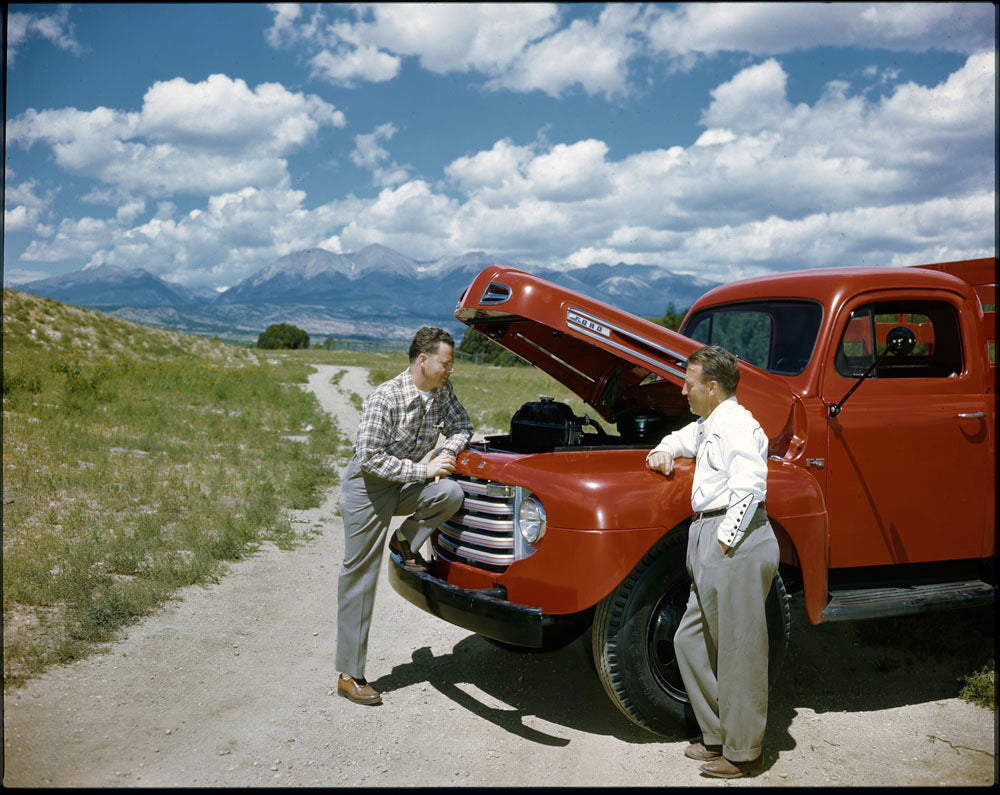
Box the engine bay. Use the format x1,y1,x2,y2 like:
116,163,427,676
476,396,693,455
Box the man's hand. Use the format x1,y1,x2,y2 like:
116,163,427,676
428,450,456,482
718,540,730,554
646,450,675,477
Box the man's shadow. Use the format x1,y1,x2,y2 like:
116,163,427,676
371,634,672,747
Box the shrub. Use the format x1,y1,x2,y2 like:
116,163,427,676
257,323,310,350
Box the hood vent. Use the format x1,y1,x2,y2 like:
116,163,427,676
479,281,512,305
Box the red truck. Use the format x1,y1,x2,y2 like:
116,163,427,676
389,257,996,736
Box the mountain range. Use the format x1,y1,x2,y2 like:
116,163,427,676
10,245,719,343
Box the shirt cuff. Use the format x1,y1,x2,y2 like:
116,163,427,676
717,493,760,547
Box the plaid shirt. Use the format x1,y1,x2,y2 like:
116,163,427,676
352,368,473,483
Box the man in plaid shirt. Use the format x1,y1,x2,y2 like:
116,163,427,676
336,327,473,706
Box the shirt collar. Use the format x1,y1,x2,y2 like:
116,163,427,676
400,368,441,403
699,395,739,431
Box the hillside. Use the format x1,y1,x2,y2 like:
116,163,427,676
2,289,343,687
2,289,258,364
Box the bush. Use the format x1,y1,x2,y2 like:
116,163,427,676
257,323,310,350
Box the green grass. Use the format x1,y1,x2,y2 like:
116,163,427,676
3,290,344,687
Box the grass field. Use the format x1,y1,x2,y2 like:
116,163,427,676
2,291,344,686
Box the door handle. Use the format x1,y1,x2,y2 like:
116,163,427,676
957,412,985,419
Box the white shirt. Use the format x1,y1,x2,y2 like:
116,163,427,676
647,396,768,547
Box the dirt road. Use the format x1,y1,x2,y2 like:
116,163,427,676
3,364,994,787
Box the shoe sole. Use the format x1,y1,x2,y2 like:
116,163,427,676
337,689,383,706
699,761,761,779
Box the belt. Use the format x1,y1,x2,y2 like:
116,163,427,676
692,503,766,522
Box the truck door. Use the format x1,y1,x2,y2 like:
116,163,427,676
821,292,990,568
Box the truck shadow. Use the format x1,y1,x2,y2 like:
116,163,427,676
372,601,993,748
764,600,994,756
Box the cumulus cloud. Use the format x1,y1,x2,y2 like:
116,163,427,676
646,2,994,65
7,75,345,198
492,3,642,97
350,123,410,187
6,4,83,65
266,3,992,96
267,2,639,96
3,177,53,233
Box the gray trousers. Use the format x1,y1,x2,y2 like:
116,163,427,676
674,507,779,761
336,456,464,679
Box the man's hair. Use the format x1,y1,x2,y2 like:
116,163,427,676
409,326,455,363
687,345,740,395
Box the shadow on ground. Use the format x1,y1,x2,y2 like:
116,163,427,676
373,600,994,751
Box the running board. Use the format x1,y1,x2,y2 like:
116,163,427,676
822,580,994,622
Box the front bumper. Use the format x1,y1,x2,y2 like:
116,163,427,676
388,554,592,649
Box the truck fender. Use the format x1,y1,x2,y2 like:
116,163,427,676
766,459,830,625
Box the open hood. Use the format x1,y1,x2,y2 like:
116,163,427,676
455,265,805,454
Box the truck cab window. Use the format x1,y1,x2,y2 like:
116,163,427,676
834,300,963,378
683,300,822,375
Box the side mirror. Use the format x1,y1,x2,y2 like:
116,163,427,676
885,325,917,356
829,325,917,418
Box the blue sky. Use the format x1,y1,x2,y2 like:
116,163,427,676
4,2,996,292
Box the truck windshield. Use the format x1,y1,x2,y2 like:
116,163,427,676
682,300,823,375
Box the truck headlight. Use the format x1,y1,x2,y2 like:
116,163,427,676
518,496,546,545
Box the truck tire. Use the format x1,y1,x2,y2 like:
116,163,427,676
592,529,790,737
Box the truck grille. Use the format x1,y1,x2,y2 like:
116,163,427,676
436,475,516,570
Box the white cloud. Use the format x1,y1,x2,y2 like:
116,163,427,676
700,59,794,132
646,2,994,64
7,75,345,199
6,5,83,65
526,140,613,201
3,178,52,232
492,3,641,97
350,123,410,187
266,3,992,97
264,2,302,48
267,2,645,97
137,74,345,152
309,45,401,87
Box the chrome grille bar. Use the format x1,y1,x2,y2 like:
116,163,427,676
438,474,517,570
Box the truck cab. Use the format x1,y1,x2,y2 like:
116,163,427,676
389,257,995,736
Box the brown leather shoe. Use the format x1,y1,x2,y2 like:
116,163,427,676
337,673,382,706
699,755,762,779
388,534,427,572
684,741,723,761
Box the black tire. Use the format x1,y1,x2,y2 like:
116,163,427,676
592,528,790,737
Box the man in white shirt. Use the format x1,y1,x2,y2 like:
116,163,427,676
646,345,779,779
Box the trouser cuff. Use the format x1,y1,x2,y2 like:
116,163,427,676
723,746,762,762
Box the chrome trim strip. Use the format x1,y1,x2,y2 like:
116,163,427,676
440,522,514,550
455,513,514,532
437,534,515,565
463,496,513,515
567,306,690,365
571,325,687,379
